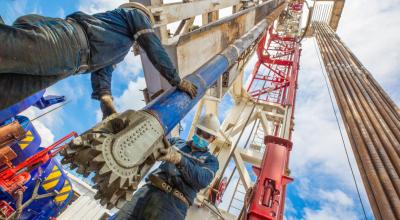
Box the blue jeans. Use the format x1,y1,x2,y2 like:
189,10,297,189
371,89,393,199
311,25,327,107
0,15,80,108
0,9,181,109
114,185,188,220
91,65,115,100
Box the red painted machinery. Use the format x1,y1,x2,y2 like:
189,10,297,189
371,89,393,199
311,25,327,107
242,2,303,219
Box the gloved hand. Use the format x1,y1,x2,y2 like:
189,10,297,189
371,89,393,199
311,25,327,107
177,79,197,99
100,94,117,120
157,137,182,164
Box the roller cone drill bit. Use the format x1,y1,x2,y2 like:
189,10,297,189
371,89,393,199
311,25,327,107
60,110,165,209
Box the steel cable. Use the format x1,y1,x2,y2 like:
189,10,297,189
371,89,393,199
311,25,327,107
31,100,71,122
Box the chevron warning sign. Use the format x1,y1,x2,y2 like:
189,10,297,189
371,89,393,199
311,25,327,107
19,130,34,150
54,180,71,203
42,166,61,191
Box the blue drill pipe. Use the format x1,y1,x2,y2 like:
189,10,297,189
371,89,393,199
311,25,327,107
143,19,268,134
61,19,271,207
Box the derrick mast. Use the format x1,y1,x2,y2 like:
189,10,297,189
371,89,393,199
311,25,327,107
49,0,399,219
212,1,304,219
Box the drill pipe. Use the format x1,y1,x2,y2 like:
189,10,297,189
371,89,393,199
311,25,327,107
61,17,270,209
314,22,400,220
144,19,268,133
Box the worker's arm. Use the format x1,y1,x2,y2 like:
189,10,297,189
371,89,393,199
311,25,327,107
177,155,219,190
91,65,115,100
137,33,181,86
130,10,181,86
157,139,218,189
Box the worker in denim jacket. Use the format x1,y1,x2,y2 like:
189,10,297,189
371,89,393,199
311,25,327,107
0,3,197,118
114,114,221,220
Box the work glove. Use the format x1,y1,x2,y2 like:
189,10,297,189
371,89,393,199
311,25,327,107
157,137,182,165
100,95,117,120
177,79,198,99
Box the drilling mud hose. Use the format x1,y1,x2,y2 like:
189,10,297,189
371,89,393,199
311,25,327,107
60,110,166,209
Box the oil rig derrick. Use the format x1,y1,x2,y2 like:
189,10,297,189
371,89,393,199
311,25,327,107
0,0,399,220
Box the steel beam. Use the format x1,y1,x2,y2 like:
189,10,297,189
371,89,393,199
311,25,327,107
142,0,285,97
239,148,262,166
145,18,269,133
169,0,285,77
150,0,241,27
233,149,252,191
328,0,345,30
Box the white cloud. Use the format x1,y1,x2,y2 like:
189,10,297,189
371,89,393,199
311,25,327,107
78,0,126,14
318,189,354,207
31,121,55,147
95,108,103,122
295,182,359,220
2,0,41,23
304,208,340,220
58,7,65,18
304,204,358,220
115,52,144,77
20,107,56,148
114,77,146,111
284,199,296,216
11,0,29,16
337,1,400,88
92,77,146,121
46,76,86,105
302,189,357,220
290,38,358,186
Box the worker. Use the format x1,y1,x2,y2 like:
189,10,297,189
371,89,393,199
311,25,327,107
114,114,221,220
0,3,197,119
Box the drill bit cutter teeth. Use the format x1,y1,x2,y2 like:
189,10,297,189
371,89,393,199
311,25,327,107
60,110,165,209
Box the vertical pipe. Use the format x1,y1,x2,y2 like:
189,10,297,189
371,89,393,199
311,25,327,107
319,26,400,155
338,37,400,117
318,24,400,183
315,25,388,219
314,22,400,220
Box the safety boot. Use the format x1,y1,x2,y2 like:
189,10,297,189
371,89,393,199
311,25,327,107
100,95,117,120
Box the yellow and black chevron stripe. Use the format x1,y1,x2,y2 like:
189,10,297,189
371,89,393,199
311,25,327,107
54,180,71,203
19,130,34,150
42,166,61,191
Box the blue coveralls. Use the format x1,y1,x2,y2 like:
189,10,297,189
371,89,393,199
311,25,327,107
0,8,181,109
114,137,219,220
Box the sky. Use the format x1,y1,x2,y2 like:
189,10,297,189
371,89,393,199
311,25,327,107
1,0,399,219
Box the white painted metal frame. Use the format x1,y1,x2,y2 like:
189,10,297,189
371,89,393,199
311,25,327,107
137,0,288,219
